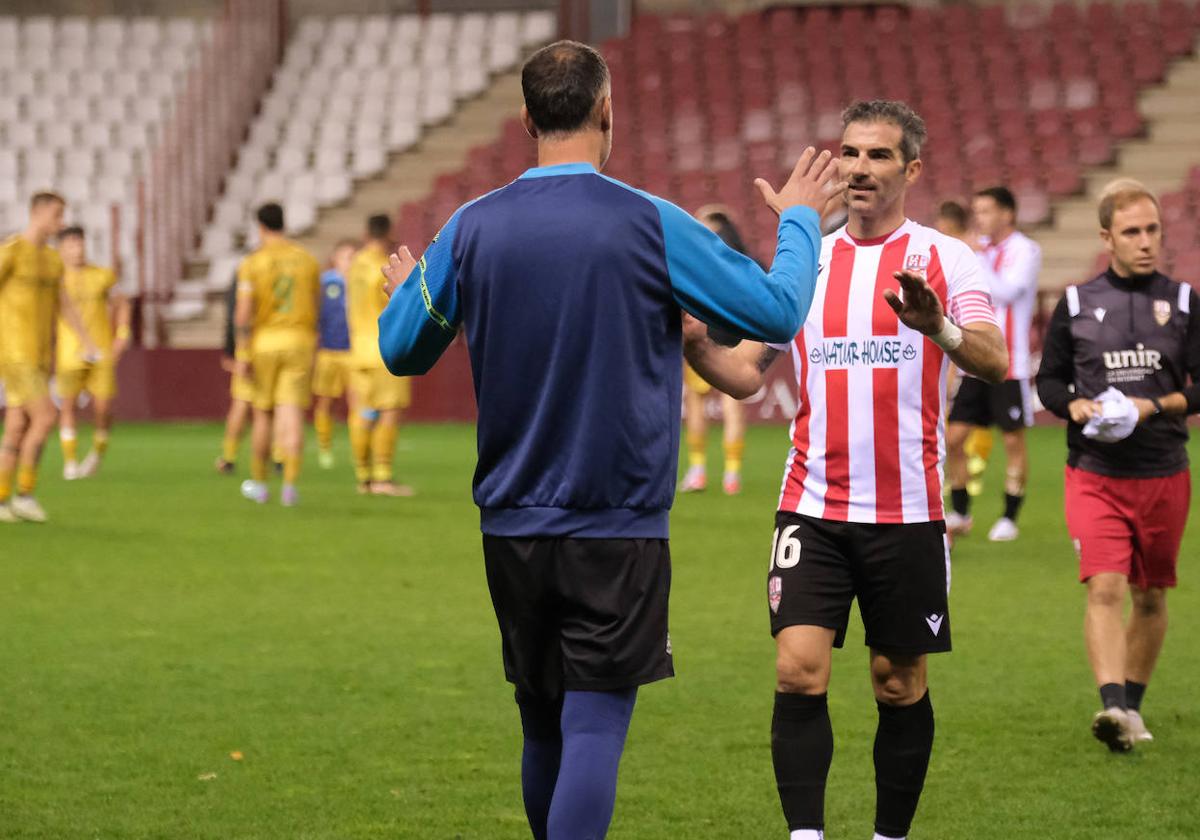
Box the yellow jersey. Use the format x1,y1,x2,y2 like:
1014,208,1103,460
236,238,321,354
346,242,391,369
0,234,64,368
58,264,118,370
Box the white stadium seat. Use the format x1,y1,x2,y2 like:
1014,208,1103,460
195,10,558,267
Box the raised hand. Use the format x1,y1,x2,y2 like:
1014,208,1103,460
382,246,418,298
883,270,945,336
754,147,848,219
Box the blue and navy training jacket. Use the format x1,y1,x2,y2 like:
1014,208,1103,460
318,269,351,351
379,162,821,539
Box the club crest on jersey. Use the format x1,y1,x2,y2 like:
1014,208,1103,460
1154,299,1171,326
768,576,783,614
905,254,929,272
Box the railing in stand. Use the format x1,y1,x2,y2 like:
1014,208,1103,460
132,0,284,347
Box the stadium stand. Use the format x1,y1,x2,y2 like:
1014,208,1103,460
0,15,210,269
196,11,556,282
394,1,1200,276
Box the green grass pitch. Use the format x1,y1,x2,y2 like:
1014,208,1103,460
2,422,1198,839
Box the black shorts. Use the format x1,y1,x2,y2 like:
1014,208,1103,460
767,512,952,655
948,376,1033,432
483,535,674,701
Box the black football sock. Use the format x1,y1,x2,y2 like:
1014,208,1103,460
1003,492,1025,522
772,692,834,831
1125,681,1146,712
950,488,970,516
874,691,934,839
1099,682,1126,710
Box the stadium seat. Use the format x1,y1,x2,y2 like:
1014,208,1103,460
195,11,559,264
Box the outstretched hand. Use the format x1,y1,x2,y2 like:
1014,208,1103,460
381,246,418,298
754,147,848,219
883,270,945,336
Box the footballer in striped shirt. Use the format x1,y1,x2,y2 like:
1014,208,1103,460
684,100,1008,840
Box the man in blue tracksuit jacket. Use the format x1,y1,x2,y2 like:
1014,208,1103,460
377,40,840,840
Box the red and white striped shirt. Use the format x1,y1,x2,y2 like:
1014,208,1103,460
976,230,1041,380
772,220,998,524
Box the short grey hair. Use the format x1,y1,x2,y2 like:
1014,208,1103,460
841,100,928,164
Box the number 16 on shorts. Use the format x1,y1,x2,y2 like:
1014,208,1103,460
768,525,801,614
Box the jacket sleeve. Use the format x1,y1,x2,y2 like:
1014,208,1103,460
1035,293,1076,419
651,197,821,345
378,210,463,376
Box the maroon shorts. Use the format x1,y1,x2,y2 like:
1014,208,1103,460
1064,465,1190,589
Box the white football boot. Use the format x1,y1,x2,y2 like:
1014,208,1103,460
1126,709,1154,743
63,461,81,481
80,451,101,477
0,502,19,524
11,495,48,523
987,517,1019,542
680,466,707,493
240,479,269,504
945,511,973,536
1092,707,1135,752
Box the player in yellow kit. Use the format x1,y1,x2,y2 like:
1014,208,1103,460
233,203,321,507
56,227,131,480
347,214,413,496
0,192,96,523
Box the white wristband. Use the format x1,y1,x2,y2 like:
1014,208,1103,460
930,318,963,351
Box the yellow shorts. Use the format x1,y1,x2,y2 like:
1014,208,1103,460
313,349,353,399
683,363,712,396
2,363,51,409
57,363,117,402
351,366,411,411
251,347,314,411
230,371,255,404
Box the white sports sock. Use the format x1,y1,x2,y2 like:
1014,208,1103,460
873,833,905,840
790,831,823,840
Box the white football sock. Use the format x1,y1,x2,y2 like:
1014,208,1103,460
873,834,905,840
790,831,823,840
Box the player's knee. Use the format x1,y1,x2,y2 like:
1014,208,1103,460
1086,577,1126,609
1131,587,1167,617
872,666,926,705
870,653,926,705
775,651,829,694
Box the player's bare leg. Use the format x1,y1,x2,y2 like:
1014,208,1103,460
369,408,414,496
987,430,1027,542
240,407,273,504
869,650,934,840
721,394,745,495
12,395,58,522
59,395,81,480
772,626,836,839
80,396,113,477
681,388,708,492
217,398,250,474
1124,586,1167,742
1084,572,1134,751
0,407,29,522
944,421,974,536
